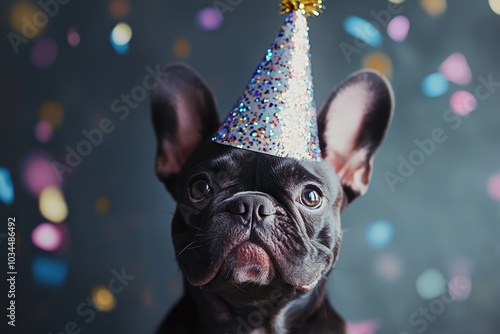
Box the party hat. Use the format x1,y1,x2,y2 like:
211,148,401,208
212,0,324,161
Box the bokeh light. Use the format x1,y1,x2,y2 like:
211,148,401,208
489,0,500,15
0,167,14,205
365,220,395,250
111,22,132,45
35,120,53,143
110,22,132,55
450,90,476,115
39,186,68,223
67,27,81,47
10,2,45,38
439,53,472,85
420,0,447,16
487,174,500,201
31,38,58,70
387,16,410,42
346,321,380,334
448,258,473,302
92,286,116,312
95,196,111,214
416,269,446,299
32,255,68,288
22,155,60,196
39,101,64,128
109,0,130,18
344,16,383,48
197,7,223,31
374,253,402,282
421,73,449,97
363,53,392,78
32,223,62,251
173,38,192,59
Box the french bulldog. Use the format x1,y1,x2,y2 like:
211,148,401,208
151,64,394,334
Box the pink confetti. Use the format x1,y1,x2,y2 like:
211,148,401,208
67,27,81,47
197,8,223,31
488,174,500,201
387,16,410,42
31,38,58,70
374,253,402,282
32,223,62,251
347,320,380,334
22,154,61,196
450,90,476,115
439,53,472,85
35,120,53,143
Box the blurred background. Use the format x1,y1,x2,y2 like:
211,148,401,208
1,0,500,333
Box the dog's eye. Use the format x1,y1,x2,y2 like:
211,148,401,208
189,179,212,201
301,188,322,208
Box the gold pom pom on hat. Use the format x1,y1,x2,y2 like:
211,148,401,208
280,0,324,16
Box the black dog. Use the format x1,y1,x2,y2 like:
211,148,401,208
151,64,393,334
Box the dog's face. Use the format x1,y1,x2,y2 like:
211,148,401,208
151,65,393,300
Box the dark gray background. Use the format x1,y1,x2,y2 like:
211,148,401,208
1,0,499,333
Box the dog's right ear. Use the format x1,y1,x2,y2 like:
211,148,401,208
151,64,220,196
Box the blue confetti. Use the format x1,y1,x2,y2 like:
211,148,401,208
109,33,129,55
344,16,383,48
0,167,14,205
365,220,395,250
422,73,449,97
32,256,68,288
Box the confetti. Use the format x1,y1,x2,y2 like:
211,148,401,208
197,8,223,31
110,22,132,55
0,167,14,205
344,16,383,48
32,223,62,251
387,15,410,42
450,90,476,115
439,53,472,85
416,269,446,299
365,220,395,250
67,27,81,47
173,38,191,59
487,174,500,201
420,0,447,16
31,38,58,70
92,286,116,311
490,0,500,15
35,120,53,143
22,155,60,196
32,256,68,288
421,73,449,97
39,186,68,223
363,52,393,78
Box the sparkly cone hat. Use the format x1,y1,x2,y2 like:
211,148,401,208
212,0,324,161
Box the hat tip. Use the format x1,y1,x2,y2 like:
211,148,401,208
279,0,325,17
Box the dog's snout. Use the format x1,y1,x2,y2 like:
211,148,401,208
228,195,276,225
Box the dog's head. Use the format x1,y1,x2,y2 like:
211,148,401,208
151,64,393,298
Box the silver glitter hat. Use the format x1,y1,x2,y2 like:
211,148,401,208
212,1,324,161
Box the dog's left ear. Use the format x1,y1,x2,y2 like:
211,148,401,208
318,70,394,203
151,64,220,196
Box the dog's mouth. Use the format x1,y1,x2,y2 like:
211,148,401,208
223,241,275,286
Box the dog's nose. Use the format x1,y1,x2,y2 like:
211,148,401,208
228,195,276,224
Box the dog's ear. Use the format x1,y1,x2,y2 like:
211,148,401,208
318,70,394,203
151,64,220,196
